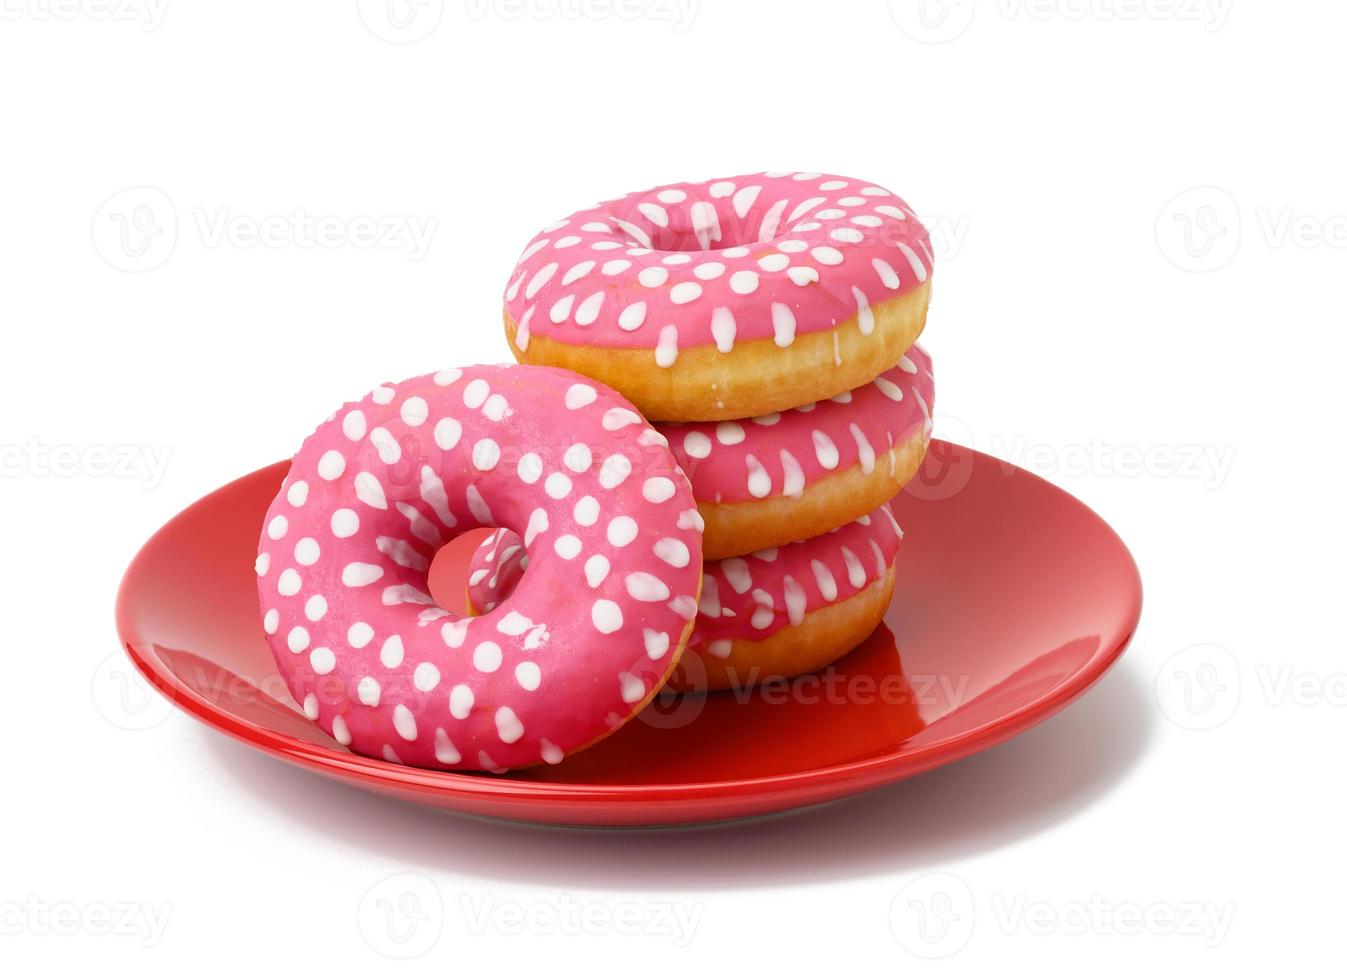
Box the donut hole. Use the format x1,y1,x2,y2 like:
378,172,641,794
425,527,497,616
610,197,779,254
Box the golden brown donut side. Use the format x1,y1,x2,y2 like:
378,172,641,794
504,280,931,422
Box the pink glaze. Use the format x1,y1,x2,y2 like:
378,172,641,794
503,171,933,360
255,365,703,772
468,503,902,654
664,344,934,504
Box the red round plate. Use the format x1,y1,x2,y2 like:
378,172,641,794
115,441,1141,827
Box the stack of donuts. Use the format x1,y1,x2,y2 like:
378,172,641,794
486,171,936,692
256,170,936,771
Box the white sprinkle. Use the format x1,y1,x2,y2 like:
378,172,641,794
409,662,441,694
294,537,320,566
400,397,428,427
709,180,735,198
310,648,336,675
524,507,549,547
524,262,558,299
354,471,388,510
602,407,641,431
302,693,319,720
392,704,417,741
693,261,725,280
780,449,806,498
643,629,670,660
285,480,309,507
599,454,632,489
670,281,702,304
573,495,600,525
544,472,572,499
276,569,301,596
716,421,745,445
342,563,384,587
434,729,461,765
811,245,844,266
607,515,638,547
467,439,498,473
654,537,690,568
638,266,668,288
356,676,381,707
462,378,490,409
554,534,582,559
368,427,400,465
584,554,610,588
729,270,759,295
342,410,367,441
642,477,676,504
874,375,904,401
897,241,928,282
473,641,503,672
286,626,309,653
549,294,575,323
626,572,671,603
722,558,752,594
787,266,819,286
813,430,840,469
574,291,605,326
304,594,327,621
433,416,462,451
619,672,645,704
771,303,796,347
637,201,669,227
732,184,761,218
759,252,789,272
255,553,271,577
517,452,544,483
371,386,394,405
562,259,596,285
850,422,876,474
494,706,524,744
560,444,592,474
842,546,867,588
811,559,838,601
592,599,624,634
831,227,865,244
317,450,345,480
655,324,679,367
515,661,541,691
618,302,647,331
851,285,874,335
745,455,771,498
682,431,712,459
449,684,474,719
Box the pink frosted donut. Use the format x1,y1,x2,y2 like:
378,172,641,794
664,344,933,559
255,365,703,772
503,170,934,421
467,503,903,691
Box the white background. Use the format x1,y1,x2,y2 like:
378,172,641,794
2,0,1342,974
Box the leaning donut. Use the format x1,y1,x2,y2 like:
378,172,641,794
255,364,703,771
466,503,903,692
503,171,933,421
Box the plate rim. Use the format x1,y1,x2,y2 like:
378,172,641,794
115,443,1142,808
